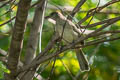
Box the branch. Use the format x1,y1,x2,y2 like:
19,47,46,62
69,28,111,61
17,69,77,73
0,0,120,27
60,59,76,80
47,4,120,14
0,48,7,65
0,56,6,64
0,0,47,27
21,0,47,80
24,0,46,65
91,16,120,34
0,0,13,8
72,20,120,47
41,16,120,59
81,16,120,28
19,29,120,73
5,0,32,79
16,0,120,77
17,29,120,76
68,0,86,20
92,30,120,37
17,33,59,75
0,16,16,27
47,57,56,80
77,0,120,25
0,48,7,56
0,2,18,17
0,48,23,68
84,36,120,47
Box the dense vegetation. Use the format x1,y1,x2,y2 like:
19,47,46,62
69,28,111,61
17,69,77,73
0,0,120,80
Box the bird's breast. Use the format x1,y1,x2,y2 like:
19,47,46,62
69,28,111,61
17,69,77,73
56,24,78,44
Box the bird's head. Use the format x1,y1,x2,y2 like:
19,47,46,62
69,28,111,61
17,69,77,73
45,12,59,20
45,11,66,20
45,11,66,24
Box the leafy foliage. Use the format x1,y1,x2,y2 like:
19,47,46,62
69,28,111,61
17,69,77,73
0,0,120,80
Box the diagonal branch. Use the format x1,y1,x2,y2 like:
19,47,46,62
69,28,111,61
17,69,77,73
91,16,120,34
68,0,87,20
17,30,120,76
77,0,120,25
60,58,76,80
15,0,120,77
0,48,7,56
0,0,13,8
81,16,120,28
84,36,120,47
0,16,16,27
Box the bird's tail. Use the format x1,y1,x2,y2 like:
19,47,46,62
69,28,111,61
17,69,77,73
75,48,90,72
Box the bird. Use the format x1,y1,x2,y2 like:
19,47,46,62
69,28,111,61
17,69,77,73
46,11,91,72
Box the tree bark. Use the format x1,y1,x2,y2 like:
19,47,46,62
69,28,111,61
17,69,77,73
21,0,47,80
4,0,32,79
24,0,46,65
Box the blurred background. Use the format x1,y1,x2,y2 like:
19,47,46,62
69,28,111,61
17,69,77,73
0,0,120,80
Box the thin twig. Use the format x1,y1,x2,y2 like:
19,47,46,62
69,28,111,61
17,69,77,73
47,57,56,80
0,16,16,27
77,0,119,25
81,16,120,28
0,0,17,17
91,17,120,34
68,0,87,20
85,36,120,46
0,0,13,8
79,0,100,37
16,0,120,76
60,58,76,80
17,34,120,75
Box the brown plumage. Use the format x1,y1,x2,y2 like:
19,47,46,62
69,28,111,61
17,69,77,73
47,11,90,71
